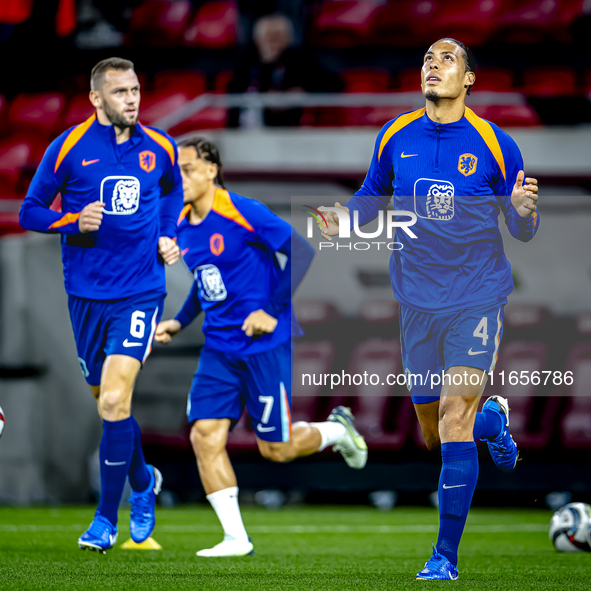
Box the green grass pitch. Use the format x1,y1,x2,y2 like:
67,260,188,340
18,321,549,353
1,505,589,590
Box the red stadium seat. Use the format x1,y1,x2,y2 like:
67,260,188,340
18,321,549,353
341,69,391,93
487,340,560,449
128,0,192,47
62,94,95,131
213,70,234,94
0,135,31,191
184,1,239,49
521,66,578,97
474,67,515,92
300,107,361,127
427,0,501,47
370,0,440,47
308,0,382,48
153,70,207,98
139,91,189,126
9,93,66,137
494,0,584,43
470,104,541,127
398,69,422,93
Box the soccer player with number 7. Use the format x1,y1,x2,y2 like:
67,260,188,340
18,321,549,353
319,39,540,580
19,58,184,553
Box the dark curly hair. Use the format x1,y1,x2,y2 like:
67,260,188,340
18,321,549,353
177,137,225,189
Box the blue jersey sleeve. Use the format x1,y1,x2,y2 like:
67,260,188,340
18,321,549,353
237,197,293,251
158,139,184,239
346,120,394,228
494,129,539,243
19,135,82,235
175,279,203,329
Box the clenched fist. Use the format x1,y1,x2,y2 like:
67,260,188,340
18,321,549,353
154,319,182,344
241,309,277,337
78,201,104,233
158,237,180,266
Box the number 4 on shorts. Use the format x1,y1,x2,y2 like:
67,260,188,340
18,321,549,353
473,316,489,346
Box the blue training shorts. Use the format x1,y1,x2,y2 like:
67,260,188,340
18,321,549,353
187,339,293,443
68,290,165,386
399,300,505,404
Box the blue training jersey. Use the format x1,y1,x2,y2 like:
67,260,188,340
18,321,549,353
347,107,540,313
176,188,298,355
19,114,184,300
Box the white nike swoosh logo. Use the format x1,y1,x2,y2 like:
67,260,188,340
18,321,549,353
468,348,487,355
123,339,143,347
105,460,127,466
442,484,467,489
256,424,276,433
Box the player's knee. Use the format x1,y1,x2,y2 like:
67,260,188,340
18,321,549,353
259,442,294,463
99,389,128,419
190,421,226,458
424,433,441,452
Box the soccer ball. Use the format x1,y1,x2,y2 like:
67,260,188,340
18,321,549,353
0,405,4,438
549,502,591,552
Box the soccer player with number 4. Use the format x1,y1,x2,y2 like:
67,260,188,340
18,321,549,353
319,39,539,580
19,58,184,553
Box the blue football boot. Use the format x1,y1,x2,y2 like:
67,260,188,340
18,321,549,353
416,545,459,580
78,513,118,553
129,465,163,543
482,396,518,472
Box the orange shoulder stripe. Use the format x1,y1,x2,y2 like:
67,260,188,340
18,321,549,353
54,114,96,174
212,189,255,232
49,212,80,230
464,107,506,181
140,124,176,165
177,204,191,225
378,108,425,162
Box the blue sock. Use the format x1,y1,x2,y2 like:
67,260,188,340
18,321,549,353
436,442,479,567
473,409,503,441
97,417,134,526
128,416,151,492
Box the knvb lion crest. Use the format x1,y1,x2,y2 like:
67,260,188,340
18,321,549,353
196,264,227,302
425,183,454,220
458,153,478,177
139,150,156,173
112,178,141,214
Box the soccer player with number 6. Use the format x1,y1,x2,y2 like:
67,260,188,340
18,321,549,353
319,39,540,579
19,58,184,553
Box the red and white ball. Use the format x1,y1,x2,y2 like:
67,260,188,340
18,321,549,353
0,405,4,438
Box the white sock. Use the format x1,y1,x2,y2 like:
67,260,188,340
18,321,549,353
206,486,248,542
311,421,347,451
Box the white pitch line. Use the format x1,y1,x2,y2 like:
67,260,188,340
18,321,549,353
0,524,548,534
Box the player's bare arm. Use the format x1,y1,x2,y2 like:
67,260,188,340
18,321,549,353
511,170,539,218
317,202,349,241
158,236,180,265
78,201,104,233
241,309,278,336
154,319,182,344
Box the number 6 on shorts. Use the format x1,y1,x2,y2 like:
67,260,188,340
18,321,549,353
131,310,146,338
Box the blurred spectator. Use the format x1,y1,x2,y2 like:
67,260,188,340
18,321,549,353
228,12,341,127
75,0,140,49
